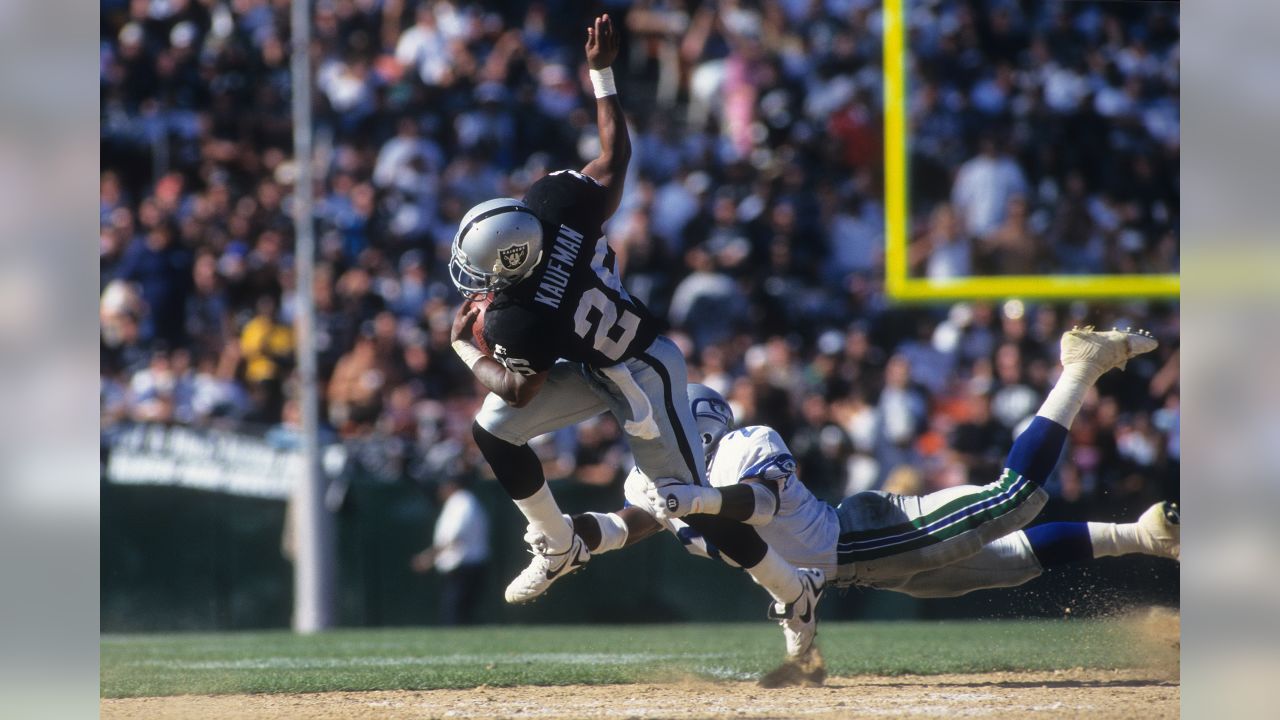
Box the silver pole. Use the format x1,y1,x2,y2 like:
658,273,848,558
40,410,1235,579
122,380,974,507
290,0,335,633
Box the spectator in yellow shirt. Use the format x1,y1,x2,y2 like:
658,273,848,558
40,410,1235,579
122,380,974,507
240,295,294,385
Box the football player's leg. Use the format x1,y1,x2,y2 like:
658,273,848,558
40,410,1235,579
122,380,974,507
1040,326,1158,429
1023,501,1180,566
834,414,1071,581
623,338,797,585
568,466,683,556
570,510,635,554
475,361,608,551
861,503,1179,599
872,532,1044,598
1002,325,1161,487
623,338,822,655
1003,327,1161,491
835,472,1049,585
932,326,1165,555
836,327,1159,584
985,326,1157,506
888,502,1181,599
621,336,707,486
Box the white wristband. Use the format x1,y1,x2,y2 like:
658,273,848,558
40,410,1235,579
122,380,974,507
589,67,616,98
452,340,485,370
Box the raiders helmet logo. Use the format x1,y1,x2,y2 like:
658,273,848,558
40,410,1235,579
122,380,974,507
497,243,529,272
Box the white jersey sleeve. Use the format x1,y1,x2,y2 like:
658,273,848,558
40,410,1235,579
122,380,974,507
707,426,797,489
707,427,841,575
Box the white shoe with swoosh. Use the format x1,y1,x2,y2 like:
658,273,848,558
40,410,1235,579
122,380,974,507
504,532,591,604
768,568,826,658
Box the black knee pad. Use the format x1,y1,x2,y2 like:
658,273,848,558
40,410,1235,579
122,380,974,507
472,421,545,500
683,515,768,568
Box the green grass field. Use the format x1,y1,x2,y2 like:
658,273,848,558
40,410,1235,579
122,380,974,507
101,619,1151,698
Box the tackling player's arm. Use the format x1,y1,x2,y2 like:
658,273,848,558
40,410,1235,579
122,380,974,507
450,303,548,408
646,458,787,525
608,469,747,565
579,14,630,218
616,506,663,546
722,476,782,524
662,477,779,525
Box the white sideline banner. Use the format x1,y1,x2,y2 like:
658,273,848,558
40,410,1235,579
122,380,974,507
105,424,304,499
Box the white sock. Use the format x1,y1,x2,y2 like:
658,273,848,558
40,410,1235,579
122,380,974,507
1087,522,1143,557
745,547,804,605
513,484,573,552
1037,363,1098,428
584,512,629,554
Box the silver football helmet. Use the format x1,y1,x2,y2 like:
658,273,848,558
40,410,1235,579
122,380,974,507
449,198,544,298
688,383,734,460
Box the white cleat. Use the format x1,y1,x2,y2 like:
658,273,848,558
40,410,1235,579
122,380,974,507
504,532,591,604
1060,325,1159,374
1135,501,1180,561
768,568,826,658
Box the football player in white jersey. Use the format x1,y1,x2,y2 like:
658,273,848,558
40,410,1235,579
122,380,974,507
567,328,1179,667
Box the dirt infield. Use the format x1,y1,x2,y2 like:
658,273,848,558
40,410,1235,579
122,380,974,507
101,667,1178,720
103,610,1180,719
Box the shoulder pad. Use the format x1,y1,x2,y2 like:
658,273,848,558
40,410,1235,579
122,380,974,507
728,426,791,454
715,426,796,484
549,169,604,187
740,452,797,484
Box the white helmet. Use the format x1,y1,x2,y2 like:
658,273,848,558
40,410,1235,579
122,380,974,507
688,383,734,460
449,198,544,298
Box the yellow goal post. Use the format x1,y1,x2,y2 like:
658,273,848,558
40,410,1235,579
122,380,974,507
880,0,1180,302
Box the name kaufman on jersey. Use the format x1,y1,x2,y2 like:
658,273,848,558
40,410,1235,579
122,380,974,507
534,225,585,309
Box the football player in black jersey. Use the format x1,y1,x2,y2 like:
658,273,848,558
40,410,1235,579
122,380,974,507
446,15,822,648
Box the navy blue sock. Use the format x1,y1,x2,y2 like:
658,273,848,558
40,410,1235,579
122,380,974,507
1024,522,1094,568
1005,416,1068,486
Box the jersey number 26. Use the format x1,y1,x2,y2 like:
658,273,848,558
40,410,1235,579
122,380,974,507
573,238,640,362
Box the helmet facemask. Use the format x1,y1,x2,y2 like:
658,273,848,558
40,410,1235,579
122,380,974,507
449,198,544,299
449,242,507,299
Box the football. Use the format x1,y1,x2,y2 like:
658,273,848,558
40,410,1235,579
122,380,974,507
470,294,493,356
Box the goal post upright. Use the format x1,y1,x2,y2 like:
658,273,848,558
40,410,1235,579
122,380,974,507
291,0,337,634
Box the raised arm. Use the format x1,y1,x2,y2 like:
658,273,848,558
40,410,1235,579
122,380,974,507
580,14,631,218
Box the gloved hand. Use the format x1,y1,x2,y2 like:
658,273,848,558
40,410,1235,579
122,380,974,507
644,476,722,521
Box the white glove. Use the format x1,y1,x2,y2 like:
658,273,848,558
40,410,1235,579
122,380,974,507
644,477,722,522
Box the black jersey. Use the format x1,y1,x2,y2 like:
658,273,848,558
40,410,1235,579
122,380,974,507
481,170,660,375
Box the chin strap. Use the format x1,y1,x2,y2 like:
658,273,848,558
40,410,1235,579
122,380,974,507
598,363,661,439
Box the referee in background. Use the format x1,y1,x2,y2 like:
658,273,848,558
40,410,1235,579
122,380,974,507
411,477,491,626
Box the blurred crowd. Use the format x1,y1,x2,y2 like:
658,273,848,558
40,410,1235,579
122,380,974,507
100,0,1179,519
